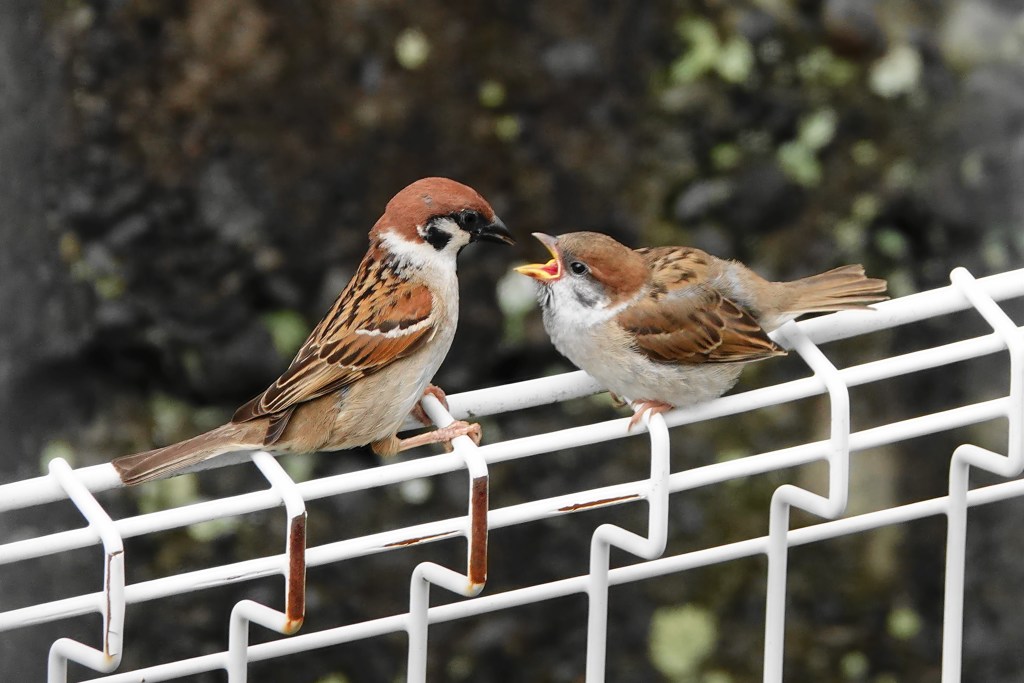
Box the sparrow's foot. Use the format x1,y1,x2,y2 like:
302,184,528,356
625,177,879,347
627,399,674,431
410,384,451,426
396,420,482,453
608,391,628,408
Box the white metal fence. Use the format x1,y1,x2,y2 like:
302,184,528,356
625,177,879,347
1,266,1022,682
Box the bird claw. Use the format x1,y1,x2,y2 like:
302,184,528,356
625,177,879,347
608,391,628,408
439,420,482,452
423,383,450,410
405,385,478,452
411,384,451,426
395,419,482,454
627,399,674,431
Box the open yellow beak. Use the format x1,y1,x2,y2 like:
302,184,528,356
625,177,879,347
514,233,562,282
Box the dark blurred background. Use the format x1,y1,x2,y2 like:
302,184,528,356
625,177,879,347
2,1,1024,681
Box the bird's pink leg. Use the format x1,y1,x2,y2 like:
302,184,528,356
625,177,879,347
608,391,628,408
402,384,478,453
628,399,675,431
410,383,449,426
394,420,482,453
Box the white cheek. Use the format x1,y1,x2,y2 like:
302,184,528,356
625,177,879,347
380,229,459,276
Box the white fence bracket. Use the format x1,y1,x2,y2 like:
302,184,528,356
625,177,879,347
763,321,852,682
223,451,309,682
405,393,490,682
45,458,125,683
940,267,1024,683
585,410,670,682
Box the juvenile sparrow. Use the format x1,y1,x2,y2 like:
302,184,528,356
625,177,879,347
515,231,887,428
113,177,514,485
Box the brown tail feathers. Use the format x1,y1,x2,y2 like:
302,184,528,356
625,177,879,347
112,422,261,486
783,265,888,315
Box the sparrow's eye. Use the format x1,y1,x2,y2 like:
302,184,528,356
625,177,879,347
569,261,589,276
459,211,480,229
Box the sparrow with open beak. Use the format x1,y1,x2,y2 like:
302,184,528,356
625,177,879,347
516,231,886,429
113,177,514,485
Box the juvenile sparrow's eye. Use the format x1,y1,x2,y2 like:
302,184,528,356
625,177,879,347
569,261,588,276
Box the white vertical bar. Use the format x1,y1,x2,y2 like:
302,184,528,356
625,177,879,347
941,268,1024,683
227,600,294,682
252,451,308,634
45,458,126,682
224,452,310,682
407,562,474,682
763,323,851,682
405,393,489,681
585,528,612,682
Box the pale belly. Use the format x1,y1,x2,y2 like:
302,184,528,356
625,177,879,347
328,350,445,448
588,356,744,408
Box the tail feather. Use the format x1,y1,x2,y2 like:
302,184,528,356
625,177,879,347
783,264,888,315
113,423,260,486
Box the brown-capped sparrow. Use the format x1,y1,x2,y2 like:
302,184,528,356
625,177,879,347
113,177,514,485
515,231,887,429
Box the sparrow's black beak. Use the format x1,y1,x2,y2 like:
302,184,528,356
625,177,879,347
470,216,515,246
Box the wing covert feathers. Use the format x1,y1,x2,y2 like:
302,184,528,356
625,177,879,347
616,286,785,365
233,255,435,424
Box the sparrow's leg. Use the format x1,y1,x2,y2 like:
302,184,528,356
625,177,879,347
410,384,450,427
370,421,482,457
409,384,464,453
607,391,628,408
398,421,482,452
627,399,674,431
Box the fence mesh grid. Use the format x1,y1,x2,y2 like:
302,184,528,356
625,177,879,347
1,265,1022,682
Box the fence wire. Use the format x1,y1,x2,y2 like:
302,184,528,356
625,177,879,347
1,266,1022,682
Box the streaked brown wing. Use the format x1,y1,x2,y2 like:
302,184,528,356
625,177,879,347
232,259,435,424
615,284,785,364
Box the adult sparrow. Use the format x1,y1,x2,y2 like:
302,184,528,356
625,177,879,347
515,231,887,428
113,177,514,485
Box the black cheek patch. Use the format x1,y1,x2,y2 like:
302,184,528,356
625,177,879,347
573,287,599,309
424,226,452,251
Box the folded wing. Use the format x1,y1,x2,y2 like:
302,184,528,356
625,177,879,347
233,258,435,444
619,247,785,364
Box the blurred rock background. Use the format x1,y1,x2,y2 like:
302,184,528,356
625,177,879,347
2,0,1023,681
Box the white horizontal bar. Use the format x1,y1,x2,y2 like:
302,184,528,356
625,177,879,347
795,267,1024,344
0,464,121,513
